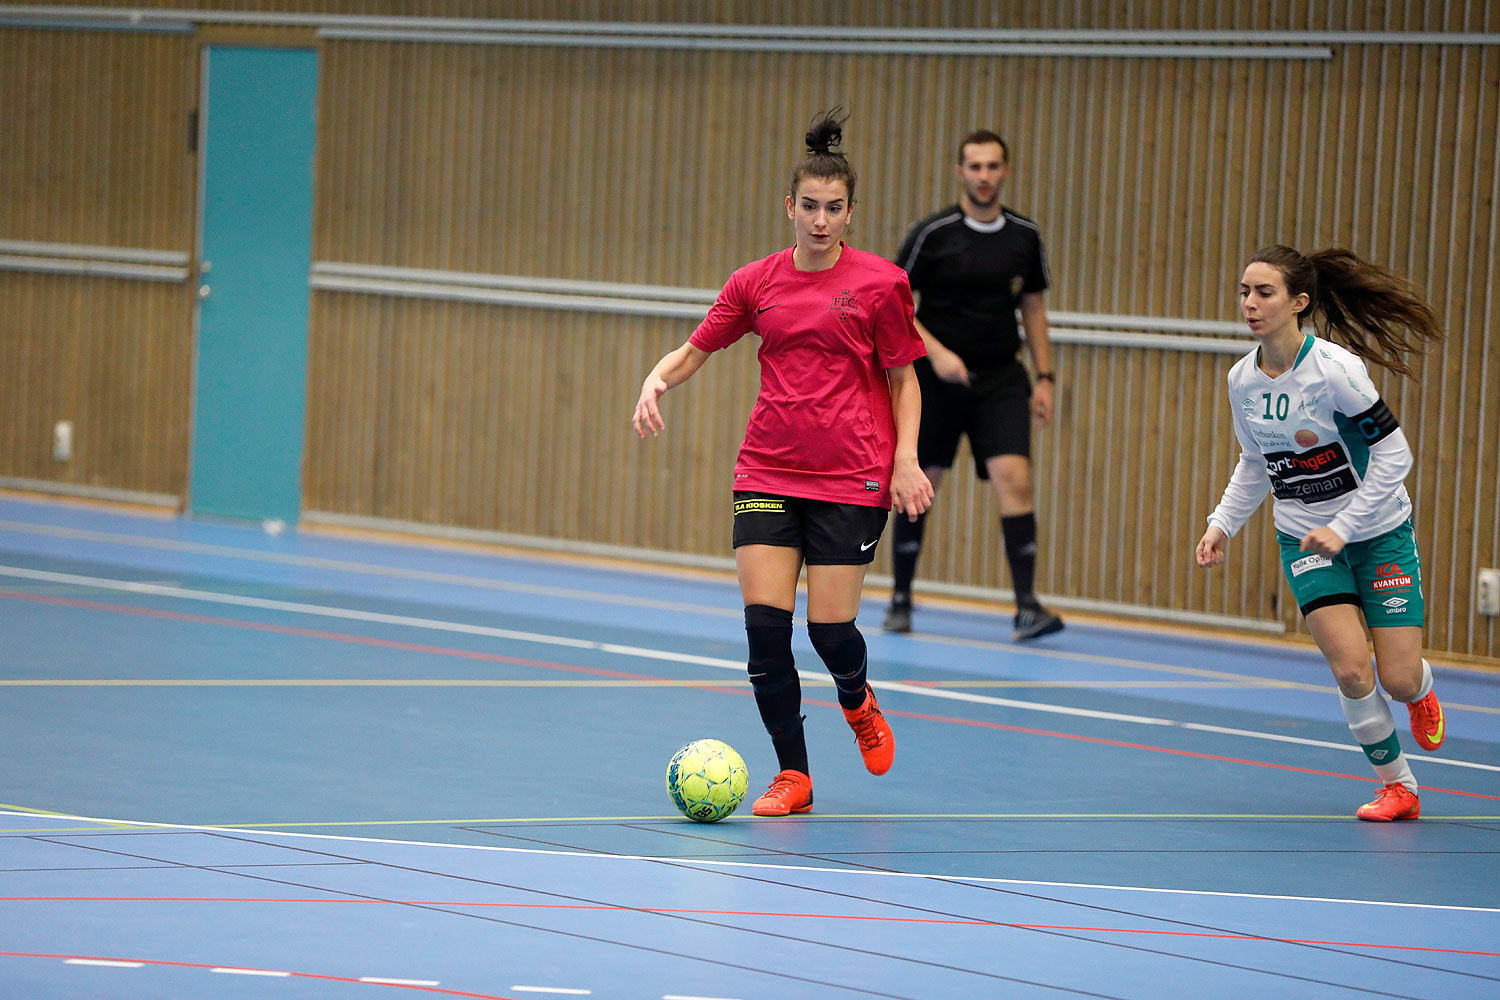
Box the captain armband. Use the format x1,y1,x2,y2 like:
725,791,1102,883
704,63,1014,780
1350,400,1400,444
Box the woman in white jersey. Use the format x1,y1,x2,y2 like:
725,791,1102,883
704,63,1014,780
633,110,933,817
1196,245,1445,822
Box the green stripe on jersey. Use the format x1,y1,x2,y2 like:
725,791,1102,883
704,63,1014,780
1293,332,1315,368
1335,411,1372,478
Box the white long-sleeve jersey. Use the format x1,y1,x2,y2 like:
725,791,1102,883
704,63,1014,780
1207,334,1414,544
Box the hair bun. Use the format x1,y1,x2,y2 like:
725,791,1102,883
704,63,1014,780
805,107,847,156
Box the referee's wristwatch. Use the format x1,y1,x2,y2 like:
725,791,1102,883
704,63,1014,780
1035,371,1056,383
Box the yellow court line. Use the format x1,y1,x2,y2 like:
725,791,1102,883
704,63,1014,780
7,813,1500,834
0,802,79,816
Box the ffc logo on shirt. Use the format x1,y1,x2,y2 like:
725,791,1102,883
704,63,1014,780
830,289,860,321
1372,563,1414,591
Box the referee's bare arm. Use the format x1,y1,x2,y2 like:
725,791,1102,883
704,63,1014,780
912,314,970,386
1019,292,1055,425
634,341,711,439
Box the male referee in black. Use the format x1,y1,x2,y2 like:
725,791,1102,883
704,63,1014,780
883,129,1063,641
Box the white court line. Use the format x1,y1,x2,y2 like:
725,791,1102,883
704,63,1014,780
4,564,1496,774
0,519,746,619
65,959,143,968
0,565,596,650
0,518,1334,667
211,967,290,976
0,532,1452,692
663,995,743,1000
361,978,441,986
7,513,1499,692
4,809,1498,915
512,988,592,995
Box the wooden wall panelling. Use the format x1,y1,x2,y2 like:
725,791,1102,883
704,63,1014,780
0,26,196,496
12,7,1495,656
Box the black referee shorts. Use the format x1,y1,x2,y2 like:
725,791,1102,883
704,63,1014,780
915,359,1032,478
732,492,889,566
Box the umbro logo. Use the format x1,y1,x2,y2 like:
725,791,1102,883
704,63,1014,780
1382,597,1409,609
1370,749,1389,761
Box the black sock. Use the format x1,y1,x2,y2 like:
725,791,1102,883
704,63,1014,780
1001,513,1039,608
889,512,927,607
807,619,868,711
745,604,807,774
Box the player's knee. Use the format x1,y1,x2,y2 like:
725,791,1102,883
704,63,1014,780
807,619,865,681
1328,658,1376,697
807,619,861,657
987,456,1033,495
1377,667,1421,703
745,604,794,673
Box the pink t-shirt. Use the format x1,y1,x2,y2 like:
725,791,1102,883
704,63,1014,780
689,244,926,508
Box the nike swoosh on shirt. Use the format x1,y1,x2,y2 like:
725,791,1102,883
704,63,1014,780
860,540,878,551
756,305,778,315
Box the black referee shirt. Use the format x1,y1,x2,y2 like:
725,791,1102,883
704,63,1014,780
894,204,1050,371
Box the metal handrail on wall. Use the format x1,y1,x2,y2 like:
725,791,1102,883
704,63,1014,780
309,261,1255,355
5,7,1499,51
0,240,190,283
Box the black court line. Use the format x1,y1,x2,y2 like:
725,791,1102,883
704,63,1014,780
554,822,1465,998
1447,821,1500,835
456,821,1491,997
1,861,367,873
196,831,1130,999
29,831,1101,1000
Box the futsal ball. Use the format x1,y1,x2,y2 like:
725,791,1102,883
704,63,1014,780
666,739,749,823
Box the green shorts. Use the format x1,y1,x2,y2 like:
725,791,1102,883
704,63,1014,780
1276,519,1424,627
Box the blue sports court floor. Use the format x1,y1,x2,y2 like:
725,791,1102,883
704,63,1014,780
2,493,1498,999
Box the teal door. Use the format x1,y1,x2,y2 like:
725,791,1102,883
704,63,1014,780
190,46,318,523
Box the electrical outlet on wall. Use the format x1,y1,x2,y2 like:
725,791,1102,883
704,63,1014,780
1479,568,1500,617
53,420,72,462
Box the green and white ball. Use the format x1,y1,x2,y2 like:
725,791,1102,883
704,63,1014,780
666,739,749,823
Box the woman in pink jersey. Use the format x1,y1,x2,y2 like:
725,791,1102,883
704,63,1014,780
633,110,933,816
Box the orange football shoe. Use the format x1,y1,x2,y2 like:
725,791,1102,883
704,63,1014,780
842,685,895,775
1406,690,1445,751
1356,783,1421,822
751,769,813,817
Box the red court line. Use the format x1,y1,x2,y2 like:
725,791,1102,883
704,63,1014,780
5,589,1494,801
0,951,521,998
879,706,1500,802
2,906,1495,959
0,589,649,680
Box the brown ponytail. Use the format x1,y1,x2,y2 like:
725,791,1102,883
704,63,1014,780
789,107,856,205
1249,245,1443,378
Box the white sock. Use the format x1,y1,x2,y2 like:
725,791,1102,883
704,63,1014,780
1339,688,1418,792
1407,658,1434,702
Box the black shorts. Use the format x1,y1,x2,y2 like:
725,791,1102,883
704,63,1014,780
915,359,1032,478
732,492,889,565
